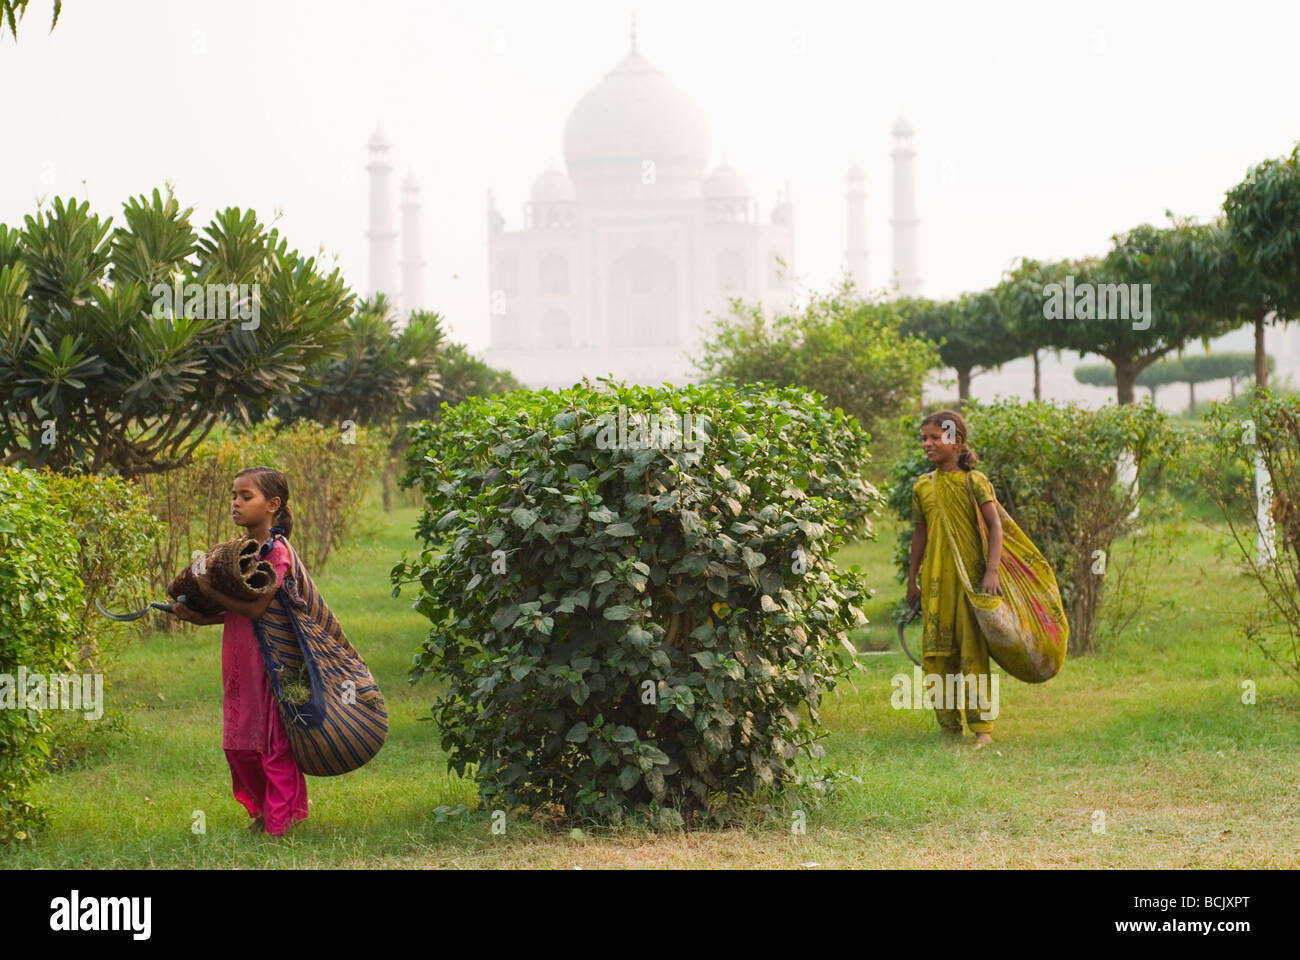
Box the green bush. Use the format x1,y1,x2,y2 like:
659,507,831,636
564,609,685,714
394,381,882,825
40,471,154,672
692,282,941,438
38,471,152,770
1204,391,1300,685
0,467,85,842
886,399,1181,653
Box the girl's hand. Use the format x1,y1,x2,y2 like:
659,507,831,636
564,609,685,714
981,571,1001,596
171,601,197,622
906,580,921,608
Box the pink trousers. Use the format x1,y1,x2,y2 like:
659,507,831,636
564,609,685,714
224,703,309,835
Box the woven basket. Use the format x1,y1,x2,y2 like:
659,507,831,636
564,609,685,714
167,536,277,616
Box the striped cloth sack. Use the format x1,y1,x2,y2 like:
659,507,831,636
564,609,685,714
251,532,388,776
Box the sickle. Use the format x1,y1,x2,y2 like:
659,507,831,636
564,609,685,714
95,598,179,622
897,602,922,667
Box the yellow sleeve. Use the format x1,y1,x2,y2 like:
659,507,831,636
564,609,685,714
910,480,924,523
972,470,996,505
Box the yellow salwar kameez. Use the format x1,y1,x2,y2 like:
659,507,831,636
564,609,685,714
911,468,997,735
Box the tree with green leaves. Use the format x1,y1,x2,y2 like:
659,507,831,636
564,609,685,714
898,290,1025,402
1224,143,1300,392
1076,353,1273,410
1181,352,1272,400
1073,360,1186,404
995,258,1065,401
0,188,354,477
273,293,445,427
0,0,60,42
1037,223,1242,405
273,293,449,511
1181,353,1273,409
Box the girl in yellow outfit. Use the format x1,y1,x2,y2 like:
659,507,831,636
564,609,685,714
906,410,1003,749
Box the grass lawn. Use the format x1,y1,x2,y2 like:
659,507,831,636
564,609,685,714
7,484,1299,869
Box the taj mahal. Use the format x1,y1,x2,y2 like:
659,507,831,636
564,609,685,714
364,29,923,389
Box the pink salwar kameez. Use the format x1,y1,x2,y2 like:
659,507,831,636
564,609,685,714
220,538,308,835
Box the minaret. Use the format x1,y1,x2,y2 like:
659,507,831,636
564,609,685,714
366,124,399,309
890,114,922,296
844,160,868,292
400,171,426,320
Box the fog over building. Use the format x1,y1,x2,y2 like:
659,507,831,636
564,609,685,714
367,28,922,389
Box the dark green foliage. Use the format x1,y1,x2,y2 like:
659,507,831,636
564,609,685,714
394,381,882,824
273,295,445,429
1224,143,1300,324
0,467,84,842
0,190,354,477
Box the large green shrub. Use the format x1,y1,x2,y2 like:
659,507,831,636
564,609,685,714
394,381,881,825
887,398,1181,653
0,467,84,842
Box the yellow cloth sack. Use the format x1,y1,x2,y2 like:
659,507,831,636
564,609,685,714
932,470,1069,683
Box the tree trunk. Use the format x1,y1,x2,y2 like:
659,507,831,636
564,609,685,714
1187,381,1196,412
956,368,972,402
1032,350,1041,401
382,458,393,513
1114,357,1137,405
1255,308,1268,393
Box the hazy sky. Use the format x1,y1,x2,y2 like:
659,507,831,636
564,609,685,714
3,0,1298,355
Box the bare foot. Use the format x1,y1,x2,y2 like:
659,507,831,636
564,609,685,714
247,816,265,833
973,733,993,750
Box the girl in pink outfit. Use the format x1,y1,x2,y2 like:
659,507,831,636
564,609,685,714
171,466,309,837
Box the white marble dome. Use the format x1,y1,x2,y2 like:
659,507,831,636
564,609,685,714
562,49,710,197
704,162,751,198
530,165,575,203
